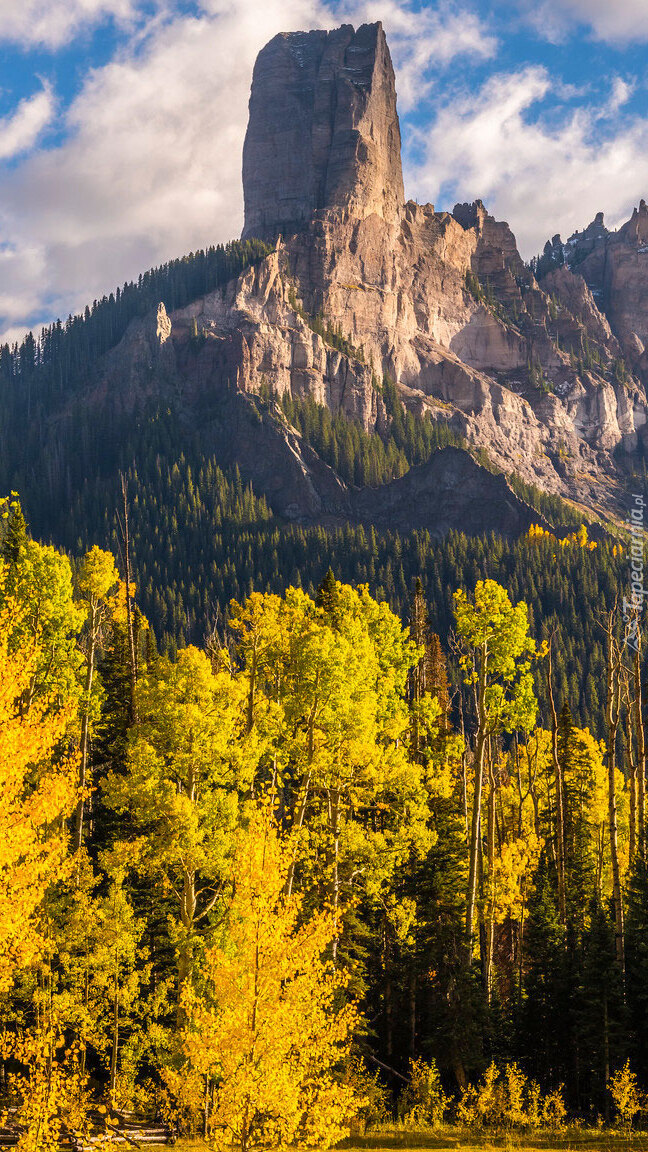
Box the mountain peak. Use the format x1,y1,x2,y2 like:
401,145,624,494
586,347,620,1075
619,198,648,246
241,22,403,241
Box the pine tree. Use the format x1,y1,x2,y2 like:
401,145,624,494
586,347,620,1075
626,857,648,1082
578,899,626,1117
521,855,571,1086
316,567,341,627
1,497,28,565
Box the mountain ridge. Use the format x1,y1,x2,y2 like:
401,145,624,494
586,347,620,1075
1,18,646,600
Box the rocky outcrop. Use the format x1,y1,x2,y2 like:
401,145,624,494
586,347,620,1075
99,300,176,404
453,198,526,303
351,446,555,538
170,248,386,432
80,22,648,528
542,204,648,371
541,265,619,354
242,22,403,241
604,204,648,364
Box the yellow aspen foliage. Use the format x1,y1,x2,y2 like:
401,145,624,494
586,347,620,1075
527,524,555,542
492,830,543,924
609,1061,645,1129
229,583,430,951
457,1062,566,1133
2,1026,90,1152
1,537,85,708
542,1088,567,1132
0,597,77,991
527,523,596,550
105,645,255,996
109,576,146,632
175,807,362,1151
343,1060,391,1129
534,724,629,896
398,1058,449,1127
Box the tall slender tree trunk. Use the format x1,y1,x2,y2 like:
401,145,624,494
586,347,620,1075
383,920,393,1058
74,621,97,853
603,994,610,1118
634,642,646,861
328,788,341,965
110,968,119,1109
465,642,488,960
626,691,637,862
605,615,625,979
408,579,428,763
203,1075,210,1141
120,473,138,724
485,746,496,1003
459,695,469,842
285,678,319,898
409,963,417,1058
547,643,567,923
245,640,258,736
177,866,197,1026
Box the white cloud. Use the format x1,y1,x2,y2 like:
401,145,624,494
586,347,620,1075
344,1,497,110
0,84,55,160
0,0,325,333
516,0,648,44
0,0,503,338
608,76,635,114
408,67,648,256
0,0,141,49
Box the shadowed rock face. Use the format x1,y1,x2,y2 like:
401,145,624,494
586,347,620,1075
241,22,403,240
350,447,555,539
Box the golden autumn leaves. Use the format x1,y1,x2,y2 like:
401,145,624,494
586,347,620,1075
0,537,123,993
173,810,360,1150
0,602,76,991
2,500,636,1148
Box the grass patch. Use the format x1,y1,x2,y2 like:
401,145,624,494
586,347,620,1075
173,1129,648,1152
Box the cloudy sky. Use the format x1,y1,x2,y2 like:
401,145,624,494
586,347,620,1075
1,0,648,344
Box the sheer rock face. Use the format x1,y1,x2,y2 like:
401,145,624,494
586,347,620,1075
605,203,648,362
90,23,648,524
242,22,403,240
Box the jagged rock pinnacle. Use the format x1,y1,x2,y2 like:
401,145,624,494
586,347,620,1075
241,22,404,240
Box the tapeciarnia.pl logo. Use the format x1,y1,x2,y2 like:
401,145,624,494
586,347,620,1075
623,493,646,652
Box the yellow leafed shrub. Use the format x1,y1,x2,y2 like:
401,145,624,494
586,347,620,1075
457,1062,566,1133
610,1061,645,1130
2,1026,91,1152
399,1058,450,1128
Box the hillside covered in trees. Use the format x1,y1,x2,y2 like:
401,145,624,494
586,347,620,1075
0,235,627,746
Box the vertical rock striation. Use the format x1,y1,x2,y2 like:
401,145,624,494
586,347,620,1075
241,22,403,240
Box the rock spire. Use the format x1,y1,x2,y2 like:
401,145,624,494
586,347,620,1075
241,22,404,240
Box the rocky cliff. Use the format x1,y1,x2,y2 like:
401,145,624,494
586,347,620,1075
539,202,648,375
242,22,403,241
210,22,643,522
45,20,648,534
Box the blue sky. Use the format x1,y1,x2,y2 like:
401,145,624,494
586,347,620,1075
1,0,648,344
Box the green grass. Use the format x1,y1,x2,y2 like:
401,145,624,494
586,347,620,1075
173,1128,648,1152
347,1130,648,1150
